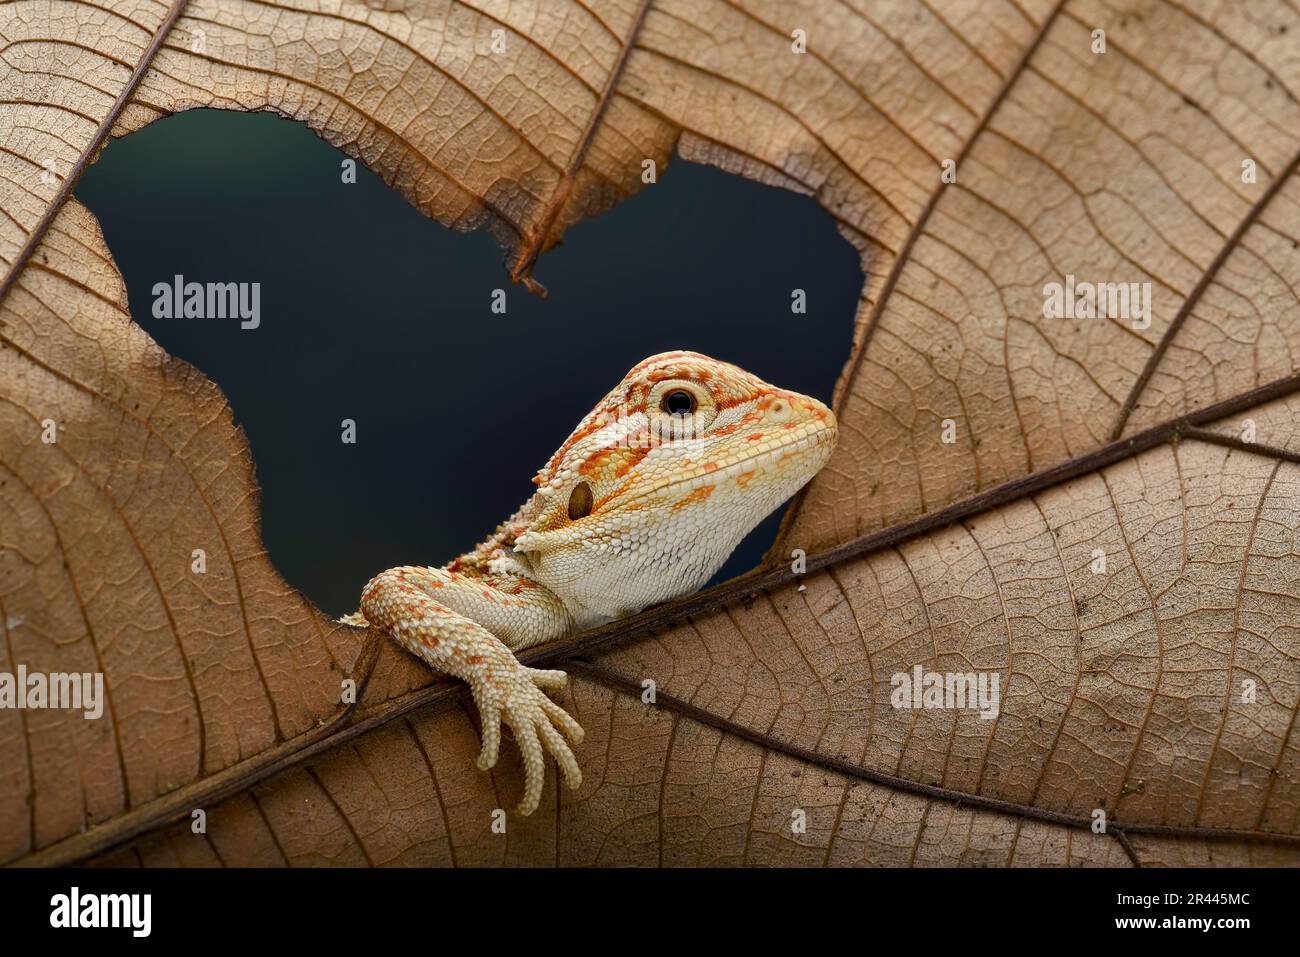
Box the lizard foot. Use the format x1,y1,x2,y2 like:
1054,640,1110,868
471,665,585,815
336,611,370,628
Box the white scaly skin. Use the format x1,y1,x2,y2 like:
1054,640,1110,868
340,351,838,814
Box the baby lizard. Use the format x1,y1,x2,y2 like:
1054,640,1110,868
340,351,838,814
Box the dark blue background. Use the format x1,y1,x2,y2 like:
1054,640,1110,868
79,110,861,616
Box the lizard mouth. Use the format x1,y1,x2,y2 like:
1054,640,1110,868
624,416,838,505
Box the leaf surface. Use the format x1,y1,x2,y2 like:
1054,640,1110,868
1,0,1298,866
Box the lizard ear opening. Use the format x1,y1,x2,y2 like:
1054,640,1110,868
568,482,593,521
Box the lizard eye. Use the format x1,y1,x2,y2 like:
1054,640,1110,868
661,390,697,415
568,482,593,521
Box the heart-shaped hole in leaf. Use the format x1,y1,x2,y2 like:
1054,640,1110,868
78,109,864,617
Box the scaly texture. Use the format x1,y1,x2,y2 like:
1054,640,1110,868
344,352,837,813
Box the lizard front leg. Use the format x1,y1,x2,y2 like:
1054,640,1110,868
346,566,584,815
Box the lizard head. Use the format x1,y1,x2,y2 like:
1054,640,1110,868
511,351,837,620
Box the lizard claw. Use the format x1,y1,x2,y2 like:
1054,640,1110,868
470,665,585,815
475,703,501,773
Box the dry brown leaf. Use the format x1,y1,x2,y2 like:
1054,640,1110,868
2,0,1299,867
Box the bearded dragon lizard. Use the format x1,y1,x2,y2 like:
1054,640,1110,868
340,351,837,814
